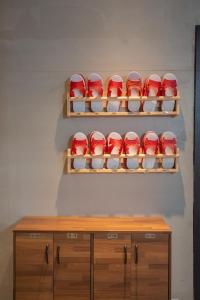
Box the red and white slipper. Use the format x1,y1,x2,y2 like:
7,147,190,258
90,131,106,169
160,131,177,169
88,73,104,112
126,71,142,112
142,131,159,169
107,132,123,169
107,75,123,112
70,74,86,113
124,132,140,169
143,74,161,112
71,132,88,169
161,73,178,112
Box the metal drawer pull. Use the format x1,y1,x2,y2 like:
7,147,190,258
134,244,138,264
145,233,156,239
107,233,118,239
56,246,60,264
45,244,49,264
124,245,127,264
67,233,78,239
30,233,41,238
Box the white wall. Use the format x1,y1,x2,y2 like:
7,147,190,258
0,0,199,299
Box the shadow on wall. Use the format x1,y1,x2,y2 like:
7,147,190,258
54,102,186,217
0,224,16,300
56,172,185,217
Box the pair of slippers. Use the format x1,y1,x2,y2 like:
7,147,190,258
143,73,178,112
71,131,177,170
69,72,178,113
141,131,177,169
70,73,103,113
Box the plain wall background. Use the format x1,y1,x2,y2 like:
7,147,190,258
0,0,199,299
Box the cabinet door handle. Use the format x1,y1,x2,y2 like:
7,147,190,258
56,246,60,264
124,244,127,264
45,244,49,264
134,244,138,264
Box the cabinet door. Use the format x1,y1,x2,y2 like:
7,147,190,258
132,233,170,300
15,232,53,300
54,233,91,300
94,233,131,300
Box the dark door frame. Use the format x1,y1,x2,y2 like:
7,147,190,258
194,25,200,300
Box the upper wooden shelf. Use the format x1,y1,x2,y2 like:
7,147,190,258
14,216,171,233
63,91,180,118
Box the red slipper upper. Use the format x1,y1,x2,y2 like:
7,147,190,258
107,137,123,154
126,79,142,96
107,80,123,97
143,137,159,154
88,80,103,97
90,139,106,155
71,138,87,155
161,137,176,153
162,79,177,96
143,79,162,97
70,80,86,97
124,137,140,154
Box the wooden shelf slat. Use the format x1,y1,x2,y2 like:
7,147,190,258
63,91,180,118
65,149,179,174
68,111,179,117
68,168,178,174
66,95,180,102
64,150,180,159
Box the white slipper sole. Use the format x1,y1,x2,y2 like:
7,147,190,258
107,132,122,169
162,149,175,169
142,148,156,169
88,73,104,112
73,158,87,169
161,131,176,169
142,132,158,169
90,131,105,169
143,74,161,112
125,132,139,169
72,132,87,169
107,158,120,169
127,72,141,112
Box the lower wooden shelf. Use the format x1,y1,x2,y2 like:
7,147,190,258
64,149,179,174
68,110,179,117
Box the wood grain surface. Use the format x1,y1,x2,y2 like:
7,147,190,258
14,216,171,233
132,233,169,300
94,233,131,300
15,232,53,300
14,217,171,300
54,233,91,300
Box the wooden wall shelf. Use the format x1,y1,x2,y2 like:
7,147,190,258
63,94,180,117
64,149,179,174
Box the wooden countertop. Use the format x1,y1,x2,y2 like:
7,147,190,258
14,216,171,232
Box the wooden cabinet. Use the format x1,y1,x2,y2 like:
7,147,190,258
13,216,171,300
132,233,170,300
54,233,91,300
15,232,53,300
94,233,131,300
